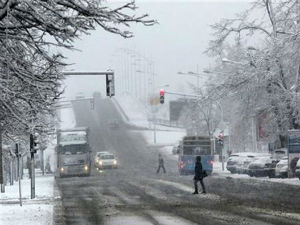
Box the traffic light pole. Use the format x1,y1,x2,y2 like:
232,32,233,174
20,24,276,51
16,143,22,206
31,151,35,199
0,125,5,193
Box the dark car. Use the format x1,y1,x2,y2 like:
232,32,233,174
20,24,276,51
248,156,279,177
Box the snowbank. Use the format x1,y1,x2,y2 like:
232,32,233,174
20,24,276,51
0,173,55,225
0,172,54,201
0,204,53,225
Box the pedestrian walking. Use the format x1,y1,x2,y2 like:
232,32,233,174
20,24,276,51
156,153,166,174
193,156,206,194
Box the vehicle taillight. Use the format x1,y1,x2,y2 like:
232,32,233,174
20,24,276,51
180,161,185,169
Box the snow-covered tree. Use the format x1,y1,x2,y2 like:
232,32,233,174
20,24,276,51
0,0,155,138
206,0,300,147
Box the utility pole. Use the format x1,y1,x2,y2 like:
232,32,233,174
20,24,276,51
30,133,38,199
15,143,22,206
0,124,4,193
30,149,35,199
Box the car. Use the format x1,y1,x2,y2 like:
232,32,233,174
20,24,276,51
275,157,288,178
247,156,279,177
240,153,271,174
226,153,242,173
295,159,300,180
226,152,269,174
95,153,118,169
94,151,110,166
226,153,250,173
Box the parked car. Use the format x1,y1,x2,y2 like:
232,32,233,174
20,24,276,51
226,153,241,173
227,152,255,174
95,153,118,169
241,153,271,174
227,152,270,174
248,156,279,177
275,157,288,178
295,159,300,180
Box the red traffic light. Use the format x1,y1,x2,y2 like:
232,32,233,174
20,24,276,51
159,89,165,104
218,133,224,140
160,89,165,96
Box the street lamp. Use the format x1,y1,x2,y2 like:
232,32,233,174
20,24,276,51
177,71,207,95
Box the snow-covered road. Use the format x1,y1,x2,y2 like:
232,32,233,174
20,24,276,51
53,97,300,225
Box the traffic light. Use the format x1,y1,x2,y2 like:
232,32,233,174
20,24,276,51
217,133,224,145
160,89,165,104
106,74,115,97
30,133,39,154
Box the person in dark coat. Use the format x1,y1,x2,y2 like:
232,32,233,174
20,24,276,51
193,156,206,194
156,153,166,174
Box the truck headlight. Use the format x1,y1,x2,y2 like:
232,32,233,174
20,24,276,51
60,167,64,172
99,161,103,165
113,160,117,165
84,165,89,171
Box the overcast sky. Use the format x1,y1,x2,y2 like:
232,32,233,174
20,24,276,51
62,0,252,99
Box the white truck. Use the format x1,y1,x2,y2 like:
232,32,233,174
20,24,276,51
56,127,92,177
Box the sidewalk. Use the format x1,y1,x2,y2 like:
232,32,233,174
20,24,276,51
0,169,57,225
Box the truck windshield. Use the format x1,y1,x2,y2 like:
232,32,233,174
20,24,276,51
59,144,88,154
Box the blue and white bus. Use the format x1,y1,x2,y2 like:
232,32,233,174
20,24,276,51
178,136,213,175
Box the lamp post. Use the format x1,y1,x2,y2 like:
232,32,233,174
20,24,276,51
177,70,207,95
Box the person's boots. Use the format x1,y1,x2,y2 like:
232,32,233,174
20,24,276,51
193,185,198,194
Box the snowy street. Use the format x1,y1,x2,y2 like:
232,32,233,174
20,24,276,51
52,97,300,225
0,1,299,225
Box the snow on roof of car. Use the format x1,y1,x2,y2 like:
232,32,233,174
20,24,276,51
230,152,270,157
251,156,272,164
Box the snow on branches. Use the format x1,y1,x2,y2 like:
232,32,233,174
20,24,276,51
0,0,155,140
206,0,299,145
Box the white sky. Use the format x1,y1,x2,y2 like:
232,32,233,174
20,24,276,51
62,1,252,99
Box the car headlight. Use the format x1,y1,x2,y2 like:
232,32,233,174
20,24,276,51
60,167,64,172
99,161,103,165
84,165,89,171
113,160,117,165
95,159,99,163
